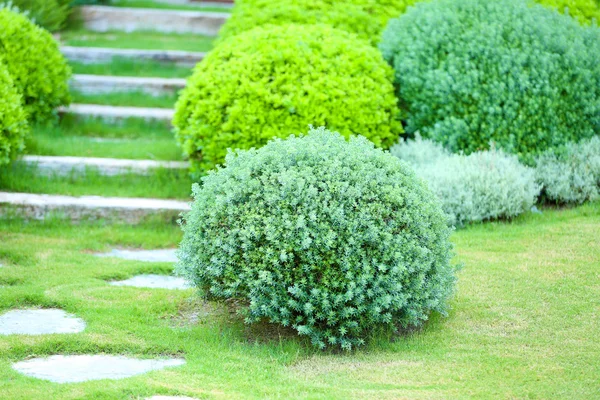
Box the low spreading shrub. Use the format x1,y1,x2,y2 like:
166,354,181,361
535,136,600,203
380,0,600,162
537,0,600,25
0,62,28,166
177,127,457,350
0,0,71,32
218,0,419,45
391,137,540,226
0,8,71,123
174,24,402,174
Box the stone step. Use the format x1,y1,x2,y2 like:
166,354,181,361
61,104,174,122
78,5,229,35
0,192,190,222
71,74,187,96
156,0,233,8
19,156,188,176
61,46,205,67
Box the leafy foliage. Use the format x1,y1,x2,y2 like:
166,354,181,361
219,0,419,45
177,127,456,350
536,0,600,25
0,0,71,32
0,61,28,166
174,24,402,174
391,137,540,227
380,0,600,162
535,136,600,203
0,8,71,124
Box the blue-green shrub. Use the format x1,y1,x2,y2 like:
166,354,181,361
0,61,28,166
535,136,600,203
380,0,600,162
391,137,540,226
177,127,456,350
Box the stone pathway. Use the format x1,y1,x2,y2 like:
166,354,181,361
71,74,187,96
96,249,178,262
110,274,189,290
62,104,174,122
0,309,85,335
61,46,205,67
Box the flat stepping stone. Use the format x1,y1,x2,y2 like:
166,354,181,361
0,309,85,335
71,74,187,96
156,0,233,8
97,249,177,263
13,355,185,383
61,104,174,122
78,6,229,35
0,192,190,222
61,46,205,67
110,274,190,290
20,156,188,176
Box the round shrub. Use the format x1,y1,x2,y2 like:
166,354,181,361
0,8,71,123
218,0,419,45
391,137,540,227
177,127,456,350
536,0,600,25
1,0,71,32
174,24,402,174
535,136,600,203
380,0,600,162
0,61,28,166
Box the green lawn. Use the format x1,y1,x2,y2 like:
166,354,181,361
69,59,193,79
0,203,598,399
71,90,179,109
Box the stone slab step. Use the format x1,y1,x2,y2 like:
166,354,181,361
78,5,228,35
0,192,190,222
157,0,233,8
61,46,205,67
71,74,187,96
20,156,188,176
61,104,174,122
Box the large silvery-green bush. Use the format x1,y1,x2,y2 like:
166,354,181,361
391,137,540,226
177,127,456,350
219,0,420,45
174,24,402,174
0,8,71,123
535,136,600,203
0,62,28,166
380,0,600,162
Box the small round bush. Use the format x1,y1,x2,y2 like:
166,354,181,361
0,61,28,166
219,0,419,45
537,0,600,25
1,0,71,32
535,136,600,203
0,8,71,123
391,137,540,226
177,127,456,350
380,0,600,162
174,24,402,174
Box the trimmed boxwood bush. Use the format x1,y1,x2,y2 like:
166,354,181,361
391,137,540,226
174,24,402,174
380,0,600,162
536,136,600,203
219,0,419,45
0,8,71,123
537,0,600,25
0,61,28,166
177,127,457,350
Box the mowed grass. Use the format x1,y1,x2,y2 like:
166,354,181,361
69,59,193,79
71,90,179,109
25,116,182,161
0,203,598,399
60,29,214,52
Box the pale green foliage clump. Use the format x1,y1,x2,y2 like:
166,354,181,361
0,8,71,123
219,0,420,45
536,0,600,25
0,62,28,166
177,127,456,350
0,0,72,32
535,136,600,203
380,0,600,162
391,137,540,226
174,24,402,174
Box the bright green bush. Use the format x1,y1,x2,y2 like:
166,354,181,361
0,61,28,166
177,127,456,350
535,136,600,203
391,137,540,226
0,8,71,123
536,0,600,25
219,0,419,45
380,0,600,162
174,24,402,174
0,0,71,32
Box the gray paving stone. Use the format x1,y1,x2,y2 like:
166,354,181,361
61,46,205,67
61,104,174,122
71,74,187,97
12,355,185,383
0,309,85,335
110,274,190,290
96,249,178,263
